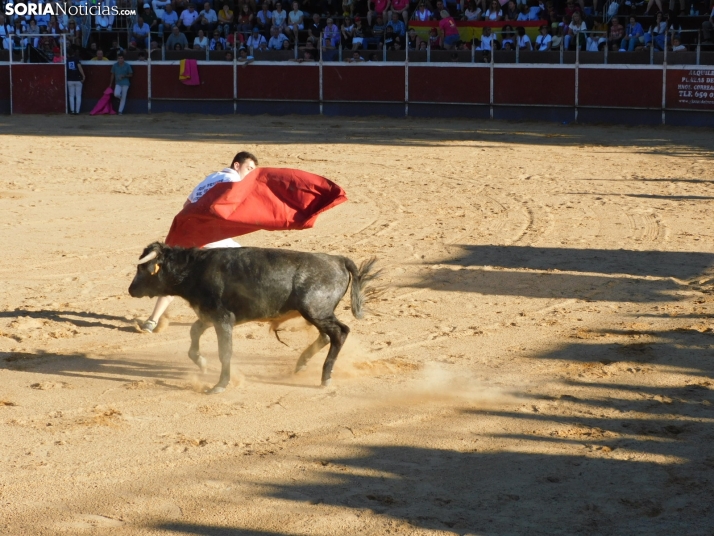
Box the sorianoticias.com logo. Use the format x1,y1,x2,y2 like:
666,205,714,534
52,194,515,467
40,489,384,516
4,1,136,17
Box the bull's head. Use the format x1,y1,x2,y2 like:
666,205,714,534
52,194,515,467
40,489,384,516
128,242,168,298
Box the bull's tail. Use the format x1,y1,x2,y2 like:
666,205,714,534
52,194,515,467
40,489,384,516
345,257,381,319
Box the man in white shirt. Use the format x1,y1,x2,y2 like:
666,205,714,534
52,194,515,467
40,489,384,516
179,3,199,33
268,26,288,49
139,151,258,333
197,2,218,33
131,17,151,48
159,4,178,35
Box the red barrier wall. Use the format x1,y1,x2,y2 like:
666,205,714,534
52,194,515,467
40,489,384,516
0,65,9,102
409,66,489,104
666,68,714,110
323,65,404,102
238,65,318,101
494,67,575,106
82,65,113,99
11,64,65,114
579,68,662,109
151,64,233,99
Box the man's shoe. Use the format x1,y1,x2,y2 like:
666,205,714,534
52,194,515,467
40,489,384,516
138,319,158,333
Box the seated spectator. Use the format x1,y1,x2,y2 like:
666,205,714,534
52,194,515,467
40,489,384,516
463,0,482,20
219,3,235,36
504,0,518,19
428,26,442,48
368,0,389,27
194,29,209,48
501,24,515,48
619,15,643,51
197,2,219,34
282,39,293,50
287,1,304,40
671,35,686,51
153,0,171,20
386,11,406,36
166,25,189,49
65,19,82,47
347,50,364,61
390,0,410,25
237,47,254,62
308,13,323,41
323,17,340,48
225,50,234,60
246,26,267,48
294,49,315,61
606,16,622,50
551,23,564,49
268,25,289,48
565,10,587,50
159,4,179,35
384,25,397,48
272,3,288,34
527,0,543,20
407,27,423,49
413,2,434,21
484,0,503,20
341,16,354,47
516,25,532,49
237,4,254,36
95,0,116,31
173,42,184,50
370,15,387,47
433,0,446,20
419,40,427,50
343,0,354,16
92,49,110,60
644,12,666,50
108,41,125,60
179,4,199,33
141,4,159,35
477,24,496,50
132,16,151,49
438,10,460,49
210,29,227,49
351,16,366,49
256,4,272,34
516,4,529,20
704,4,714,44
563,0,581,18
535,23,551,50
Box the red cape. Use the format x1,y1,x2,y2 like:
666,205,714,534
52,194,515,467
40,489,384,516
165,167,347,248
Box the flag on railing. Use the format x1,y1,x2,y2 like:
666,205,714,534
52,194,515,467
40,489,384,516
165,168,347,248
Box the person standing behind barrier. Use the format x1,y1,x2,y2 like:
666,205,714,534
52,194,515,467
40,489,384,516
66,47,85,115
109,53,133,115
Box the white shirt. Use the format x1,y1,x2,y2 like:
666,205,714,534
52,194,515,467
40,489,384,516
188,168,241,204
479,33,495,50
535,33,551,50
485,8,501,20
517,34,531,49
180,9,198,26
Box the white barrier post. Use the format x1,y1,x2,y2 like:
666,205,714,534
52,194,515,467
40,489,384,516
319,32,323,115
63,34,68,115
404,46,408,117
662,32,667,125
575,38,580,122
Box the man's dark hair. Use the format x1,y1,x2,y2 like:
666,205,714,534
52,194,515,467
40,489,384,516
232,151,258,166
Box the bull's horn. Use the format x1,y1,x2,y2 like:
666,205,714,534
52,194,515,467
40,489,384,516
137,251,158,265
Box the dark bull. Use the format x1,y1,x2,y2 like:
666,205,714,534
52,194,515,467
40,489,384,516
128,242,379,394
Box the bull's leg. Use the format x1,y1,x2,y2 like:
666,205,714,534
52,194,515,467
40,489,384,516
294,332,330,373
206,319,234,395
188,319,210,373
309,316,350,387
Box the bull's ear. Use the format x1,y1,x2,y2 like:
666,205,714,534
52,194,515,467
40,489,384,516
150,263,161,276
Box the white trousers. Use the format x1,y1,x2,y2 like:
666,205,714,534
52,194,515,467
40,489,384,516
204,238,241,248
114,84,128,113
67,81,82,113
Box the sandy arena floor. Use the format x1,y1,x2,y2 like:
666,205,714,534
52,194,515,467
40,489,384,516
0,115,713,535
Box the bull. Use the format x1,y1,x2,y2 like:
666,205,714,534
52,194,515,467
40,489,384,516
128,242,379,394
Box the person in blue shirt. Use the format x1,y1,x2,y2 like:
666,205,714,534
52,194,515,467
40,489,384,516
131,16,151,48
620,16,644,51
109,53,133,114
159,4,178,36
386,11,405,37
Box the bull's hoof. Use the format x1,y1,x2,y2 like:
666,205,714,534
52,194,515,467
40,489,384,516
321,379,332,387
294,364,307,373
205,385,226,395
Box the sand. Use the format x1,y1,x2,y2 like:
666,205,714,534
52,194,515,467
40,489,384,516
0,115,713,535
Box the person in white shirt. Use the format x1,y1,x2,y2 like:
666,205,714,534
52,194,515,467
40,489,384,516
179,4,199,32
484,0,502,20
535,24,552,50
287,1,304,39
246,27,267,49
256,4,272,34
565,11,587,50
193,29,209,49
516,25,532,49
138,151,259,333
197,2,218,33
272,2,287,33
152,0,171,21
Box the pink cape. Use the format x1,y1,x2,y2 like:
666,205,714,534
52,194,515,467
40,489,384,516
89,87,117,115
165,168,347,248
179,59,200,86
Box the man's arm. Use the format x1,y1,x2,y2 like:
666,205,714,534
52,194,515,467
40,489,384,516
77,63,86,81
109,66,115,86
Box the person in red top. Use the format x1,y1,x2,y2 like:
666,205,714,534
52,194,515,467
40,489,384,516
368,0,390,26
390,0,410,24
438,9,460,49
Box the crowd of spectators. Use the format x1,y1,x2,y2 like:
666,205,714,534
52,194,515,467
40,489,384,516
0,0,711,62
